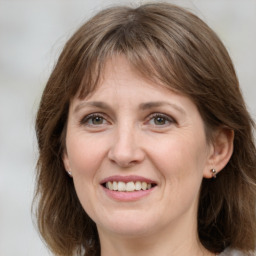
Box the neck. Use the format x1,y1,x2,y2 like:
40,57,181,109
98,214,213,256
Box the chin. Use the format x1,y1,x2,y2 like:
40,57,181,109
96,210,160,238
104,224,156,238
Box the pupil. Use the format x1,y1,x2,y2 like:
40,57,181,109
93,116,102,124
155,117,165,125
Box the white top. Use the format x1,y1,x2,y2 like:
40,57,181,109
219,248,256,256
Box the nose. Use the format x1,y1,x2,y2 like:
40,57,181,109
108,125,145,168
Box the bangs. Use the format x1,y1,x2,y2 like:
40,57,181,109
73,6,196,100
66,3,226,134
36,4,256,255
76,30,180,100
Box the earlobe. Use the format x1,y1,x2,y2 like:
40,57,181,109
203,128,234,179
62,151,71,175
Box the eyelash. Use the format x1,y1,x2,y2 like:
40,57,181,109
79,112,176,128
146,113,176,127
80,113,108,126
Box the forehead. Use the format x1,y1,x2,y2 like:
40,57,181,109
70,56,198,115
74,56,167,102
77,55,176,100
75,49,180,101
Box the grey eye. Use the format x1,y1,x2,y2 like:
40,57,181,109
81,114,107,126
148,114,174,126
153,116,167,125
90,116,104,125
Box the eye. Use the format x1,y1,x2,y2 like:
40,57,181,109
147,113,175,127
89,116,105,125
80,113,108,126
152,116,168,125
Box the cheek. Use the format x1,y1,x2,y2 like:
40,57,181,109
66,133,106,176
150,134,208,197
66,134,106,217
65,133,112,212
153,135,207,173
154,138,206,213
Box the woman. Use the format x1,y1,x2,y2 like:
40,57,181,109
34,3,256,256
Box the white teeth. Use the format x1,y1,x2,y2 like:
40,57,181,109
106,181,113,190
141,182,147,190
135,181,142,190
117,181,126,191
126,181,135,192
105,181,154,192
113,181,118,191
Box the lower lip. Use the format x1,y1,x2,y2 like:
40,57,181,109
102,186,155,201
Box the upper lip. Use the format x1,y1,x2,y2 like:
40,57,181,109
100,175,157,185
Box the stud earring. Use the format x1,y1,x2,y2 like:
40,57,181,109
211,168,217,178
67,170,72,177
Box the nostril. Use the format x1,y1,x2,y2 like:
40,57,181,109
107,138,145,167
109,158,138,168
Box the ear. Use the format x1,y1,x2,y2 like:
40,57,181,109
62,150,71,173
203,127,234,178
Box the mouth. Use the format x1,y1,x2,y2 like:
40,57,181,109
100,175,157,192
100,175,157,201
102,181,157,192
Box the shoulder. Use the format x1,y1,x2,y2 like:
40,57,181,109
219,248,256,256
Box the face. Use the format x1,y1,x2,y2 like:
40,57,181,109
63,56,213,240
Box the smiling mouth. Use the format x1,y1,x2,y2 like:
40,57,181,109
103,181,157,192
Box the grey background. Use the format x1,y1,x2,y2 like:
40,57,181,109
0,0,255,255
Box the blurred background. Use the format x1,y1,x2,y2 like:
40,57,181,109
0,0,255,255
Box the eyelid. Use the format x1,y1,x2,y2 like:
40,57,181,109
79,112,110,126
146,112,176,126
79,112,176,128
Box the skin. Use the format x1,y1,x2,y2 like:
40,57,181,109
63,56,233,256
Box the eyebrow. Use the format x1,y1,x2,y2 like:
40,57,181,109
139,101,186,115
74,101,112,113
73,101,186,115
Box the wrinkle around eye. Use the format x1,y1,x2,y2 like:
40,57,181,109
145,113,176,128
79,113,112,130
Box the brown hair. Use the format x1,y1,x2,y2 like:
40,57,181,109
34,3,256,255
